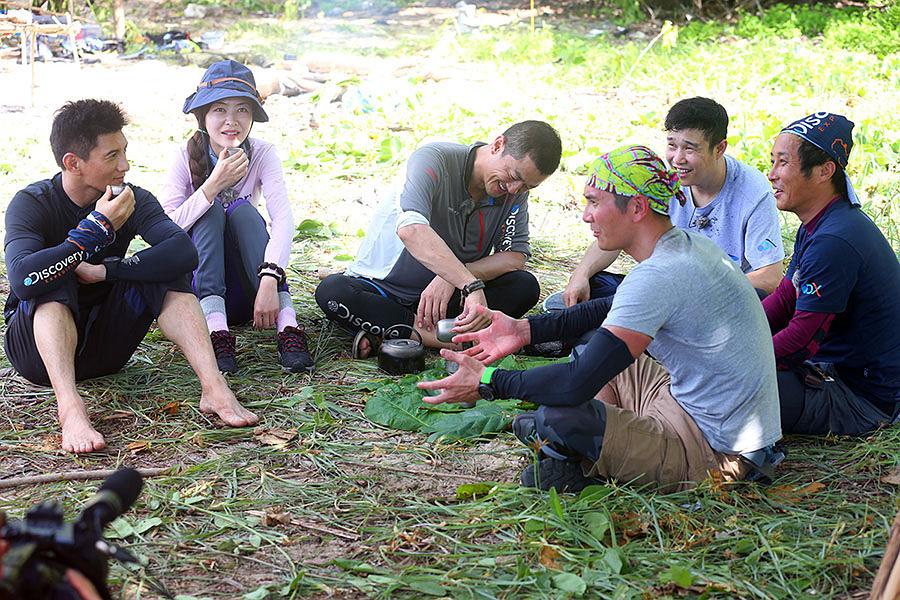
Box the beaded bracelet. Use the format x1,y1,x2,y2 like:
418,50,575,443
257,262,286,285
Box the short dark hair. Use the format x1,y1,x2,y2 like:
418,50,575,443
612,192,669,220
797,138,847,198
664,97,728,150
501,120,562,175
613,193,631,212
50,99,129,168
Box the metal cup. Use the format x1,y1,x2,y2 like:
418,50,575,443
436,318,475,407
225,147,242,157
436,318,456,343
110,184,126,196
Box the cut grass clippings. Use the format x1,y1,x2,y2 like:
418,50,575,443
1,3,899,598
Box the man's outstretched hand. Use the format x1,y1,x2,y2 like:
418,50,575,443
417,349,484,405
451,305,531,364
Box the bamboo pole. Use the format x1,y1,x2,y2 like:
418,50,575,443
870,509,900,600
113,0,125,41
530,0,534,34
29,27,35,107
67,0,79,67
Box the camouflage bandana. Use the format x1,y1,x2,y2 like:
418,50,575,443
587,145,686,215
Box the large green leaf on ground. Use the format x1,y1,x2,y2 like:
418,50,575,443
363,360,535,440
363,374,439,431
423,399,515,441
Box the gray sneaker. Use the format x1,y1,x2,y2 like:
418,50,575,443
542,291,566,312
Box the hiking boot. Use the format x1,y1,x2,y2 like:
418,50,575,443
210,330,237,374
513,413,539,447
512,413,575,461
520,458,601,493
277,326,314,373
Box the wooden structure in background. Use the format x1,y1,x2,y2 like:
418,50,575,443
0,0,81,105
871,509,900,600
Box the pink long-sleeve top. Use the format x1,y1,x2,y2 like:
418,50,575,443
159,137,294,268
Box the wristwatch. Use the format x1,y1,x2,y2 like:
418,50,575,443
102,256,121,281
461,279,486,297
478,367,497,401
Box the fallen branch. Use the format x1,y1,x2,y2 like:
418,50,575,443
0,467,173,490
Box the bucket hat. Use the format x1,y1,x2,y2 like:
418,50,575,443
182,59,268,122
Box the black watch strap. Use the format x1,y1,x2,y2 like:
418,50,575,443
461,279,486,297
477,383,495,401
103,256,122,281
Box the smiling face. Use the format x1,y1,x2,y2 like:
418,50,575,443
665,128,725,188
475,135,549,200
204,98,253,154
67,130,129,196
768,133,811,214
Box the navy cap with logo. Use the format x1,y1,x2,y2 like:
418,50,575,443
780,112,858,205
182,59,269,122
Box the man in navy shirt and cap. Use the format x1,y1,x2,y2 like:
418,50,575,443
765,112,900,435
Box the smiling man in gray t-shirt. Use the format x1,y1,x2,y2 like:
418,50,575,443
315,121,562,353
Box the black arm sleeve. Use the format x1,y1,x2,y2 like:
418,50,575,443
107,193,198,282
491,327,634,407
527,296,615,344
4,195,86,300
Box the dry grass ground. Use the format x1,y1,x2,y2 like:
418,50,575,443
0,4,898,598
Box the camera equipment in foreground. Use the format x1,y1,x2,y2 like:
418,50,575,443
0,468,143,600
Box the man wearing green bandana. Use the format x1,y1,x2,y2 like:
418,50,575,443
419,145,782,492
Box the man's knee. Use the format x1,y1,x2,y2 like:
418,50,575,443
7,301,76,386
315,274,352,316
535,401,606,462
33,299,76,323
589,272,624,300
495,270,540,317
160,289,198,314
516,270,541,305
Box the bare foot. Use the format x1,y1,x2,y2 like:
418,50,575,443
357,335,373,359
199,387,259,427
60,410,106,453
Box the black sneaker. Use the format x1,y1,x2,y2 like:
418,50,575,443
520,458,600,493
277,326,314,373
210,330,237,374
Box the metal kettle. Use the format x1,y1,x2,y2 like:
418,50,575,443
378,324,426,375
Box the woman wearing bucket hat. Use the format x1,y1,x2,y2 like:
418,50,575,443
160,59,313,374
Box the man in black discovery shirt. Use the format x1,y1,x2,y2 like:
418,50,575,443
3,99,259,453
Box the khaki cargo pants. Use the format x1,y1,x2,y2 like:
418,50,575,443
586,354,749,492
